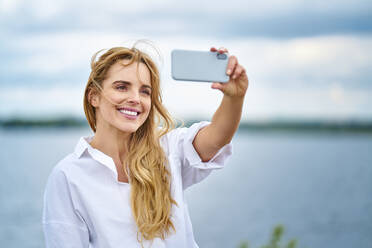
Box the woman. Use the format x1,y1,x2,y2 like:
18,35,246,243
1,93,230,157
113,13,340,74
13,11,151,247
42,44,248,248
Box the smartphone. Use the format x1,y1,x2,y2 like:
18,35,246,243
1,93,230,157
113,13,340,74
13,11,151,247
171,49,230,83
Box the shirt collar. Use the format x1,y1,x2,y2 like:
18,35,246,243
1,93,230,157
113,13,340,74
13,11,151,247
74,136,118,176
74,136,92,158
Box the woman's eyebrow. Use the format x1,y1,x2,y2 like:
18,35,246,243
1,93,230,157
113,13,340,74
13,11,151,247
113,80,152,90
142,84,152,90
113,80,130,85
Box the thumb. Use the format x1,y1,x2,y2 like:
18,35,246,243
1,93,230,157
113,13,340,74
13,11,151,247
211,82,225,92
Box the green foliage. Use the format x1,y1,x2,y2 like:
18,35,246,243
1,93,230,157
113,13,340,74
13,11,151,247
238,225,299,248
238,241,249,248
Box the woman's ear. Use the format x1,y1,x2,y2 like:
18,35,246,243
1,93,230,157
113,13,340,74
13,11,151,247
88,88,100,107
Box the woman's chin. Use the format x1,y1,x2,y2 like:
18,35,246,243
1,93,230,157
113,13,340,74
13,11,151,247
115,124,141,134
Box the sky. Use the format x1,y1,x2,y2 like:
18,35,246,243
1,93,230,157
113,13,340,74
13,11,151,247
1,0,371,121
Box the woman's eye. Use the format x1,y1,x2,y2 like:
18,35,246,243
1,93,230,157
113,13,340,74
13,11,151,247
116,85,127,90
142,90,151,95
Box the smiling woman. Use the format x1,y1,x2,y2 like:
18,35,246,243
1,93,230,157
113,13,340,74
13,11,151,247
88,59,153,135
42,42,249,248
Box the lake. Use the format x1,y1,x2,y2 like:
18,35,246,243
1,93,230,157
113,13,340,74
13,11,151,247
0,127,371,248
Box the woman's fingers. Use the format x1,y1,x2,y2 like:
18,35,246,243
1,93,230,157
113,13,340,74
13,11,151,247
210,47,217,52
210,47,228,54
211,82,225,92
232,64,245,79
210,46,239,78
217,47,228,54
226,55,238,76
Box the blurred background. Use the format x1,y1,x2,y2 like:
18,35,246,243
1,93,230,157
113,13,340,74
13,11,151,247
0,0,371,247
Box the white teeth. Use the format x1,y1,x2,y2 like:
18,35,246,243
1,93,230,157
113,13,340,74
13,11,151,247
119,109,138,116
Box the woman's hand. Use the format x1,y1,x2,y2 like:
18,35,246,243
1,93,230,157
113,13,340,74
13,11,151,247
192,47,248,162
210,47,249,98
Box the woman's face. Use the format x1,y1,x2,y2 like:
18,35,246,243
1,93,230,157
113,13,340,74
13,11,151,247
92,60,152,134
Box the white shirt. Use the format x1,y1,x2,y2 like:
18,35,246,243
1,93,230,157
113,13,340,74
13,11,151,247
42,121,233,248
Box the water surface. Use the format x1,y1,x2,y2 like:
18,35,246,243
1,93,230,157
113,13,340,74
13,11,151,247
0,128,371,248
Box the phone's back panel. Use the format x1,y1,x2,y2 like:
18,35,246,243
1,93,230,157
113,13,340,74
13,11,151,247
171,49,229,83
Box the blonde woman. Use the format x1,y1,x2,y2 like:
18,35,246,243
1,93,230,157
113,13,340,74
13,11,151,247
42,44,248,247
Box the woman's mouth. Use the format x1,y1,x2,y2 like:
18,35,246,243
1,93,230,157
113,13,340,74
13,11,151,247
117,108,140,120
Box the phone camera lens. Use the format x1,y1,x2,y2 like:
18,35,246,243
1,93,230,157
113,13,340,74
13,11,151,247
217,53,227,60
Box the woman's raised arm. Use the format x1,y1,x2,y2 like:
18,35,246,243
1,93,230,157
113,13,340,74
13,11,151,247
192,47,249,162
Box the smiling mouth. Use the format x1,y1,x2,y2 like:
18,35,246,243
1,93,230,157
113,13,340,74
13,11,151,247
116,107,141,117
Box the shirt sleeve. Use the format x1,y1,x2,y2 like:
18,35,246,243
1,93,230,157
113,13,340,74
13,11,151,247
164,121,233,190
42,166,90,248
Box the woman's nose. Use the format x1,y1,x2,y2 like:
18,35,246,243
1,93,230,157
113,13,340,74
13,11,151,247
127,91,140,104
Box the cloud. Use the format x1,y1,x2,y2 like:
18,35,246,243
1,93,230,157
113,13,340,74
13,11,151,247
1,33,371,121
1,0,371,38
1,32,371,90
1,0,371,120
0,34,371,120
234,35,372,89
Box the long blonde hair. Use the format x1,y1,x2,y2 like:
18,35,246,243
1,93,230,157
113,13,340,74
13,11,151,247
83,44,178,242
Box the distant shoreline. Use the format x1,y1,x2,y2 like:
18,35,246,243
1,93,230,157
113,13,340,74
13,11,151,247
1,117,372,133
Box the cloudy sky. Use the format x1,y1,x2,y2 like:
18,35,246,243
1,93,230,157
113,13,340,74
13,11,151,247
1,0,371,121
